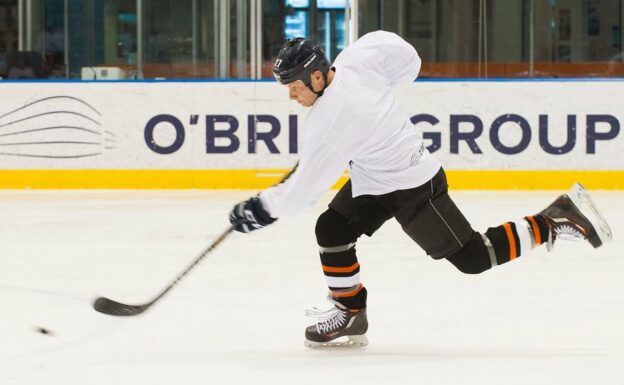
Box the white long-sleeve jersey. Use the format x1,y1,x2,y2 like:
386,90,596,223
259,31,441,218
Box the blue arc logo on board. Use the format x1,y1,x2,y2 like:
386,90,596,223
0,95,116,159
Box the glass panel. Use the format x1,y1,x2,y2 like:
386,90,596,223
263,0,290,78
482,0,528,77
141,0,250,79
28,0,138,79
286,0,309,7
42,0,65,78
262,0,347,78
487,0,524,63
357,0,379,33
112,3,138,67
142,0,194,78
315,8,346,61
359,0,481,77
284,10,308,40
530,0,624,77
11,0,624,80
197,0,216,78
318,0,346,8
0,0,19,77
12,0,59,79
63,0,138,79
66,0,96,78
230,0,251,78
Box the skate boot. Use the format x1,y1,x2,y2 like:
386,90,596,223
539,183,612,251
304,301,368,348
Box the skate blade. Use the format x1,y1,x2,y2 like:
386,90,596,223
567,183,613,247
304,334,369,349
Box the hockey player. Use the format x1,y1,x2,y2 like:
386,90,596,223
229,31,612,348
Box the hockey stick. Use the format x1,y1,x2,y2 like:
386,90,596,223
93,163,299,317
93,225,235,316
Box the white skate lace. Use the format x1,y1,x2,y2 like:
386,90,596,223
305,307,347,334
554,224,584,241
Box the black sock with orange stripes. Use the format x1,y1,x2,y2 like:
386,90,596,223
525,215,550,246
330,284,367,309
315,208,368,310
484,215,550,265
319,244,367,309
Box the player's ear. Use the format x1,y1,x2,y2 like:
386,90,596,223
311,70,323,83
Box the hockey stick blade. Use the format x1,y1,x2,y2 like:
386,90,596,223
93,296,152,316
93,225,235,317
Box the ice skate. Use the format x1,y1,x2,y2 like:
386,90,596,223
539,183,612,251
304,303,368,349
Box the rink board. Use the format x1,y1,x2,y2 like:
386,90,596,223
0,79,622,189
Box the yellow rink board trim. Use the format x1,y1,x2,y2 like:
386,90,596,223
0,169,623,190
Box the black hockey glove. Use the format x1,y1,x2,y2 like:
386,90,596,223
229,197,277,233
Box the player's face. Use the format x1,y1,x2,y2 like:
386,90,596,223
287,80,318,107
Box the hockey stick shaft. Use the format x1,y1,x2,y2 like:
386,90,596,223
93,163,299,316
93,225,235,316
150,224,235,303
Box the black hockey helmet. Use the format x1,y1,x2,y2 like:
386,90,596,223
273,37,331,90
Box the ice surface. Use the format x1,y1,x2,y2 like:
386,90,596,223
1,189,622,385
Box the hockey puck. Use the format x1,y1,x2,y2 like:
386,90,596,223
35,326,54,336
